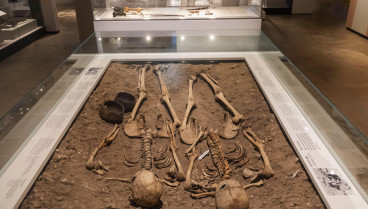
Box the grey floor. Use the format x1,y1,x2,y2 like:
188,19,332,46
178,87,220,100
0,1,367,138
262,0,368,137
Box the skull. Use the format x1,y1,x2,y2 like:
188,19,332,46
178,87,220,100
215,179,249,209
131,170,164,208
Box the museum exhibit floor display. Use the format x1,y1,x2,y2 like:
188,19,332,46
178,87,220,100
20,61,325,208
0,1,367,208
0,29,367,208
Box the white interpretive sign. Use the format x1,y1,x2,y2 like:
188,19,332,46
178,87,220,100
246,53,368,209
0,55,108,208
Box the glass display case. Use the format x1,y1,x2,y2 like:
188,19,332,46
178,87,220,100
92,0,263,20
0,29,367,209
0,0,39,42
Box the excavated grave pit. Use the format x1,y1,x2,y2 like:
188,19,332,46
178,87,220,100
21,61,325,208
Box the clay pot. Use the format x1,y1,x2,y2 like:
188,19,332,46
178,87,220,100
131,170,163,208
99,100,124,123
215,179,249,209
114,92,136,113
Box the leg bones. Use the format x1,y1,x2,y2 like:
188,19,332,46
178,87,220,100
125,65,149,137
129,65,149,123
168,123,185,181
86,124,120,172
154,65,181,126
200,72,244,124
184,147,199,191
242,128,274,182
180,75,197,144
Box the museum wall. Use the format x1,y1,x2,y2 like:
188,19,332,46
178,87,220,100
346,0,368,37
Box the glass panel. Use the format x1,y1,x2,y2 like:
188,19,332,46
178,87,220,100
258,50,368,198
75,29,277,54
0,56,96,174
92,0,263,20
1,28,367,201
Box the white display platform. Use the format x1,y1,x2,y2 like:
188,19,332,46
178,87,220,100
0,52,367,209
1,19,38,40
0,26,43,51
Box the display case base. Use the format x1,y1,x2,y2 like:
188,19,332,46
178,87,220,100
1,19,38,40
0,26,44,62
94,18,261,32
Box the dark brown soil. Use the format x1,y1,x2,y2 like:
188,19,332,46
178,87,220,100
20,62,325,209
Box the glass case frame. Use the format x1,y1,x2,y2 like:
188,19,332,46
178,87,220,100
0,29,367,208
92,0,263,21
0,0,40,43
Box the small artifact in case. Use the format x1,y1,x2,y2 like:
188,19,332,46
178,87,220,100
112,7,143,17
99,100,124,123
112,7,126,17
114,92,136,113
